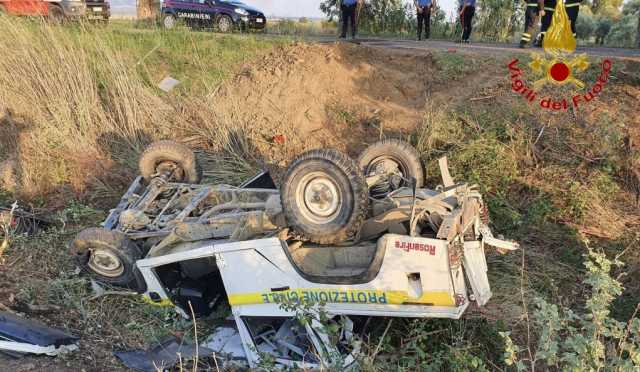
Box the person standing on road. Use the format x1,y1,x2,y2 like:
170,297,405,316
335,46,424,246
519,0,545,48
565,0,582,37
536,0,556,46
415,0,435,41
340,0,362,39
459,0,476,43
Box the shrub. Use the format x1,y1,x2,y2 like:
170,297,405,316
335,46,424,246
500,249,640,370
576,11,596,41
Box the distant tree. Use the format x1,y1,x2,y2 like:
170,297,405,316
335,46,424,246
576,9,596,40
320,0,341,21
621,0,640,47
595,16,613,44
475,0,518,42
299,17,309,23
606,14,636,46
359,0,410,34
320,0,412,35
591,0,623,18
430,6,450,37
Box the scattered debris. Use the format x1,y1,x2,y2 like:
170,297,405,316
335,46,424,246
0,202,54,236
0,312,79,358
158,76,181,92
272,134,286,145
114,336,214,372
201,320,247,367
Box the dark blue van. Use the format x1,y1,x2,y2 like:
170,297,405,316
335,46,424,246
161,0,266,32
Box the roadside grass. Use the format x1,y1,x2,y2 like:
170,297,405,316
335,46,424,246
403,63,640,368
0,16,286,203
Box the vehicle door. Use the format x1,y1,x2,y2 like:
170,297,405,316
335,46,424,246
462,240,492,306
169,0,193,25
175,0,205,26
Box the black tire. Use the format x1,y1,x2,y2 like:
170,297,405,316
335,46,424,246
70,228,143,289
162,13,176,30
48,5,64,23
281,149,368,245
139,140,202,183
358,139,424,198
216,14,233,33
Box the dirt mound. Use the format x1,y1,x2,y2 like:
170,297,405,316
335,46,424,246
212,43,439,172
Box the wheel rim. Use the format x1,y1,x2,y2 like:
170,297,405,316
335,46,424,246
365,156,407,197
164,15,175,29
219,17,231,32
155,160,184,181
296,172,342,224
88,248,124,278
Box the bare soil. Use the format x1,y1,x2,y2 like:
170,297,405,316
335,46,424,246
210,42,500,178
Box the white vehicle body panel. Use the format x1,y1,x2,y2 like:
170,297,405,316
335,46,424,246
135,229,518,368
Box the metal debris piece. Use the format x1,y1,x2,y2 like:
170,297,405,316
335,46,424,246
114,336,214,372
201,321,247,367
0,312,79,357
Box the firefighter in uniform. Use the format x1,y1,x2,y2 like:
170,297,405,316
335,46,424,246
565,0,582,37
519,0,545,48
535,0,556,46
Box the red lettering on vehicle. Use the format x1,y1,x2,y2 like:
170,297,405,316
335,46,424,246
394,241,436,255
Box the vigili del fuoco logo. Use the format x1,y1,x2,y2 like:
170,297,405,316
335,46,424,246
507,1,613,111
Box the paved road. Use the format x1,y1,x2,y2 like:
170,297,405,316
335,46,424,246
310,36,640,61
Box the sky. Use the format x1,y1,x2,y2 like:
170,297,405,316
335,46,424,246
111,0,459,20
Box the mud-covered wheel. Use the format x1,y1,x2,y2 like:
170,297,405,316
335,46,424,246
216,14,233,33
48,5,64,23
139,140,202,183
281,149,368,245
162,13,176,29
358,139,424,198
70,228,143,289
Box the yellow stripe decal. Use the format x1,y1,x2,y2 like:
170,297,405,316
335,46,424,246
142,295,174,307
229,288,456,307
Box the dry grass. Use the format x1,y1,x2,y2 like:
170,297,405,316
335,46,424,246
0,17,166,198
0,17,276,202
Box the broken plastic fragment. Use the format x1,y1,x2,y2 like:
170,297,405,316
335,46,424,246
0,311,79,357
158,77,181,92
114,336,214,372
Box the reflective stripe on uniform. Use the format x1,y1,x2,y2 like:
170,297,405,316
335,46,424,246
565,2,580,6
544,7,555,10
526,3,538,6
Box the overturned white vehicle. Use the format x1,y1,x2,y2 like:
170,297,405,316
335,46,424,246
70,139,518,368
